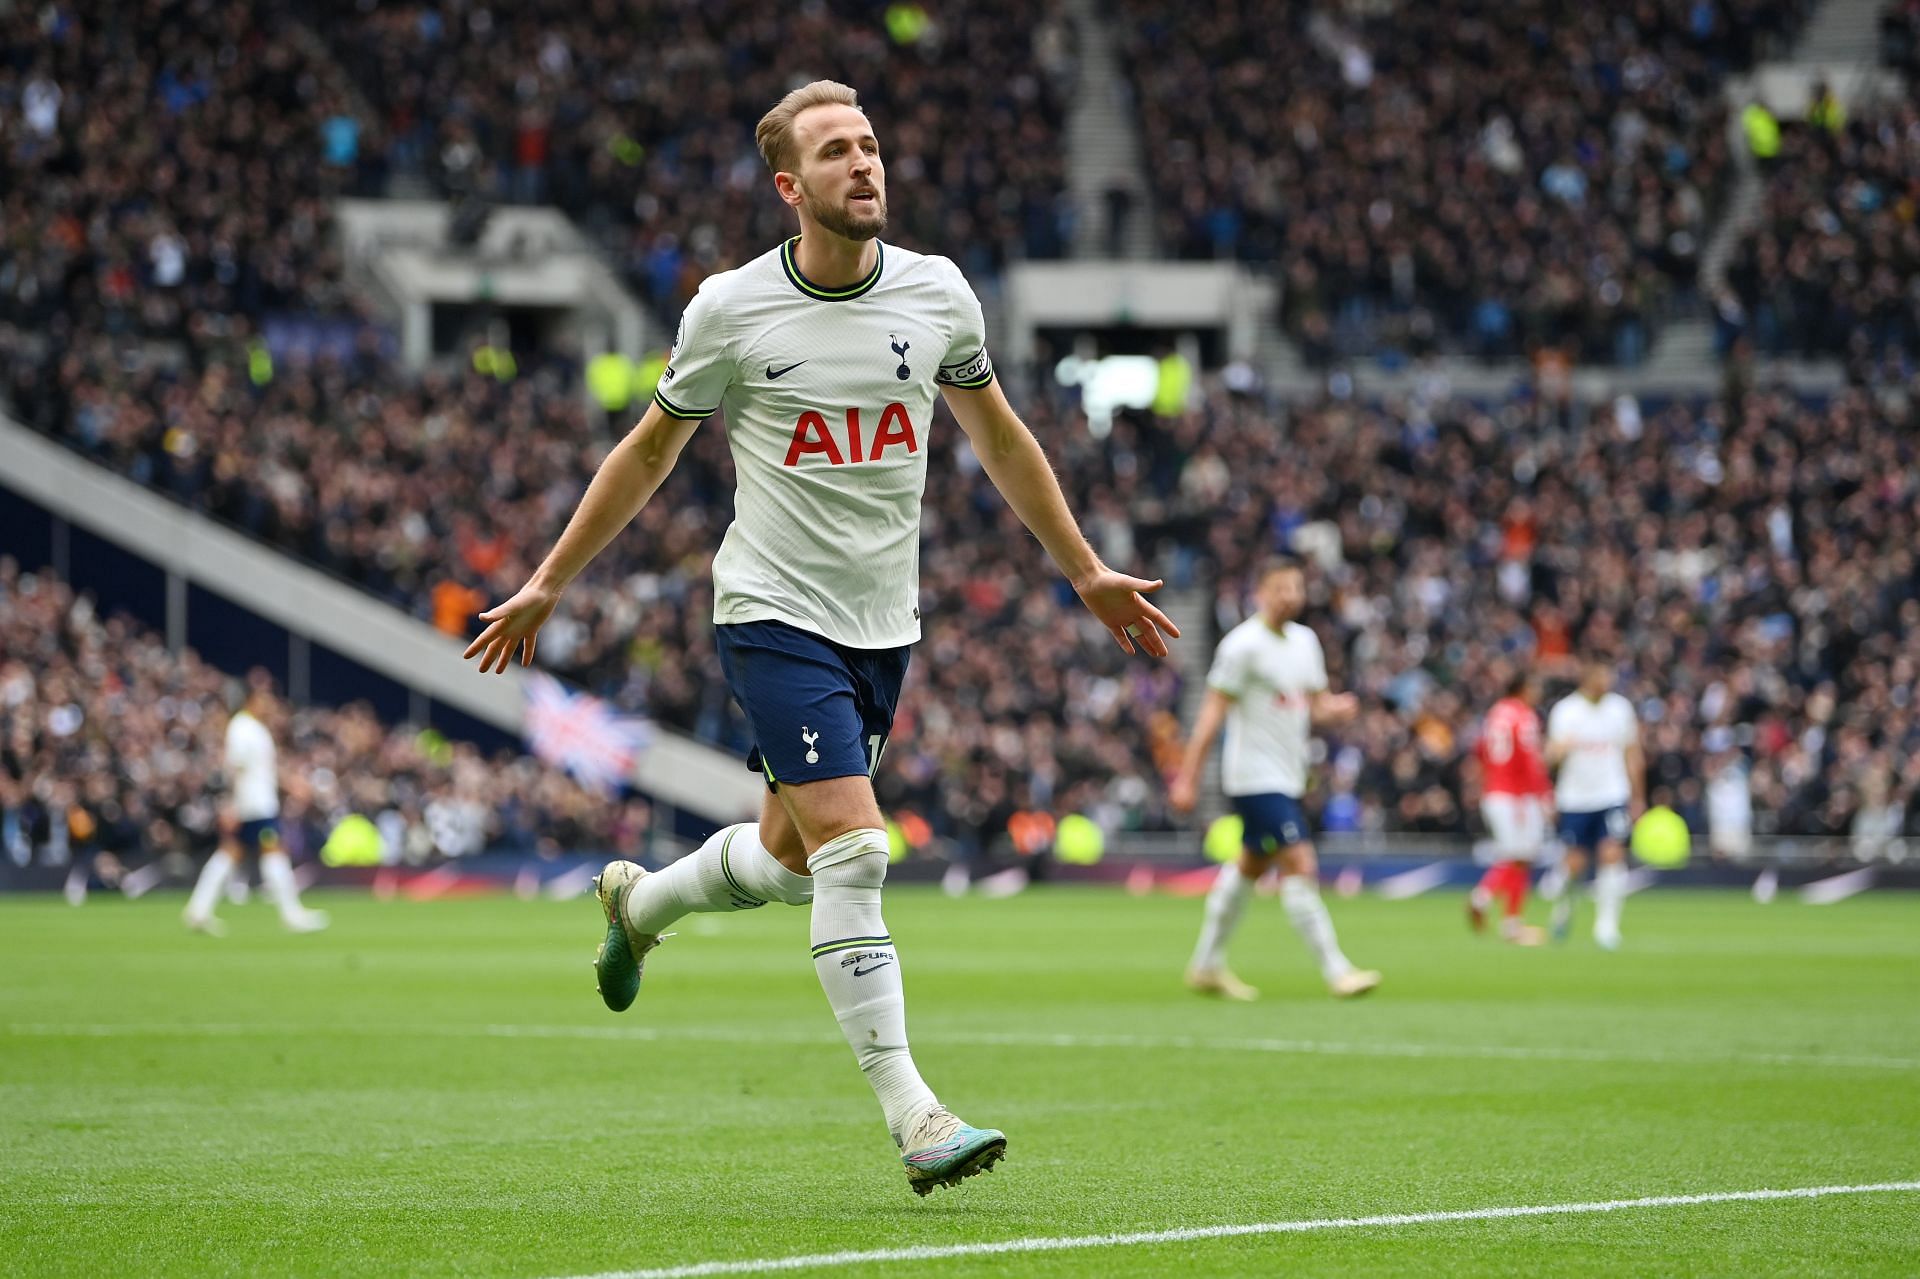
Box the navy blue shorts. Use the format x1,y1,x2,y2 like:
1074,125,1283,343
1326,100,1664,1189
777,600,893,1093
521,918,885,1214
1232,792,1311,854
238,818,282,854
1558,806,1630,851
715,620,911,790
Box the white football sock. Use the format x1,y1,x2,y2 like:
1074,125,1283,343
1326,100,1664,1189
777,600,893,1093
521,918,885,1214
259,852,309,922
734,826,813,904
1594,862,1627,937
1550,863,1583,931
186,849,235,920
624,823,810,935
1191,863,1253,972
809,828,936,1145
1280,873,1353,981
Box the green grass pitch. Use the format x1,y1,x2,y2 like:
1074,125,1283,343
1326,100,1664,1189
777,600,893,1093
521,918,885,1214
3,885,1917,1277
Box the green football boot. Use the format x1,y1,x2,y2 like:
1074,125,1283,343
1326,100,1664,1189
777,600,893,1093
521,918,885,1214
592,860,663,1012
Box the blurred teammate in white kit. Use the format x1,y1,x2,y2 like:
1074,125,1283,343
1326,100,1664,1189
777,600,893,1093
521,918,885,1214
183,677,329,936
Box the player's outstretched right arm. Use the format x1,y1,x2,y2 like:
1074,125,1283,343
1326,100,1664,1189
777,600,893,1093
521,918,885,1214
465,402,700,673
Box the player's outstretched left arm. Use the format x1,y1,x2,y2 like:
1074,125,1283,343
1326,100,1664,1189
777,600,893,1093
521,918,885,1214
942,381,1179,657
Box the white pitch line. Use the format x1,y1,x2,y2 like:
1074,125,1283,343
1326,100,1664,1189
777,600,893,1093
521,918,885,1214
6,1021,1919,1072
959,1029,1920,1072
548,1181,1920,1279
1802,867,1877,905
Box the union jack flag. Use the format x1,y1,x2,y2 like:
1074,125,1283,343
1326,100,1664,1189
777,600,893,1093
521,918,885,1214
522,672,652,795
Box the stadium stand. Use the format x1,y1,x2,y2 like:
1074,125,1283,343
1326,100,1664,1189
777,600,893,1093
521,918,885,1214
309,0,1077,306
1115,0,1810,364
0,0,1167,850
0,347,1188,850
0,560,655,868
14,314,1919,844
0,1,368,361
1723,90,1920,367
3,0,1913,862
0,0,1074,440
1188,383,1920,842
1884,0,1920,76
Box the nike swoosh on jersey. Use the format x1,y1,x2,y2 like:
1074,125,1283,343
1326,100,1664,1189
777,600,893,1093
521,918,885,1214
767,360,808,380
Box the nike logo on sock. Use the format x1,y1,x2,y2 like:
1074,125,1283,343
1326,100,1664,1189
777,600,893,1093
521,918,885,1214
852,961,894,976
767,360,807,380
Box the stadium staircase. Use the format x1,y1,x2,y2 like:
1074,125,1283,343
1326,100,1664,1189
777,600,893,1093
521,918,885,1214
1235,0,1887,398
1675,0,1897,382
1703,0,1894,299
1696,159,1764,306
1255,302,1315,390
1063,0,1157,259
1795,0,1892,63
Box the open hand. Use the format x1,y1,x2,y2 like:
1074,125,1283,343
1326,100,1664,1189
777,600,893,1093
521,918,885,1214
463,582,561,674
1074,568,1181,658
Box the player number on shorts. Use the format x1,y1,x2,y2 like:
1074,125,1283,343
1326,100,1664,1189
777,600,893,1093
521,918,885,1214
868,733,885,776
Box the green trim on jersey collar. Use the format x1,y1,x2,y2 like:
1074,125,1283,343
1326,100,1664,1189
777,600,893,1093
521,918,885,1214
781,237,884,301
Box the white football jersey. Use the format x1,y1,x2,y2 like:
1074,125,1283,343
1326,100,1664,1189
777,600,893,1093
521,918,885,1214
655,238,994,650
1206,616,1328,798
1546,691,1638,812
224,710,279,821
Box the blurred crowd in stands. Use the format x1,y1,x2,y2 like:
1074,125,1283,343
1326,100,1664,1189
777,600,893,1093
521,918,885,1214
1,347,1189,860
308,0,1074,309
1723,87,1920,370
13,328,1920,857
1119,0,1805,365
0,0,1068,375
0,1,369,363
0,0,1160,860
1887,0,1920,78
4,0,1920,870
0,560,656,872
1186,380,1920,851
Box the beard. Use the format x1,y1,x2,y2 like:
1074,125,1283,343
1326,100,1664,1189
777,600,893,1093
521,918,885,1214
803,181,888,241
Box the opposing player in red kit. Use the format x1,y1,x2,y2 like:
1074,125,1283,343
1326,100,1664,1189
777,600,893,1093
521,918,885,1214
1468,670,1552,945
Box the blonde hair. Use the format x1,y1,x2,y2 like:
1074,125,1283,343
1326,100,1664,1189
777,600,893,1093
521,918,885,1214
755,80,862,174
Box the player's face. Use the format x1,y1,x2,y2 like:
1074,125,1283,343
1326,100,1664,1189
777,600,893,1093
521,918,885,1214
1259,569,1305,622
1581,665,1611,700
786,104,888,240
